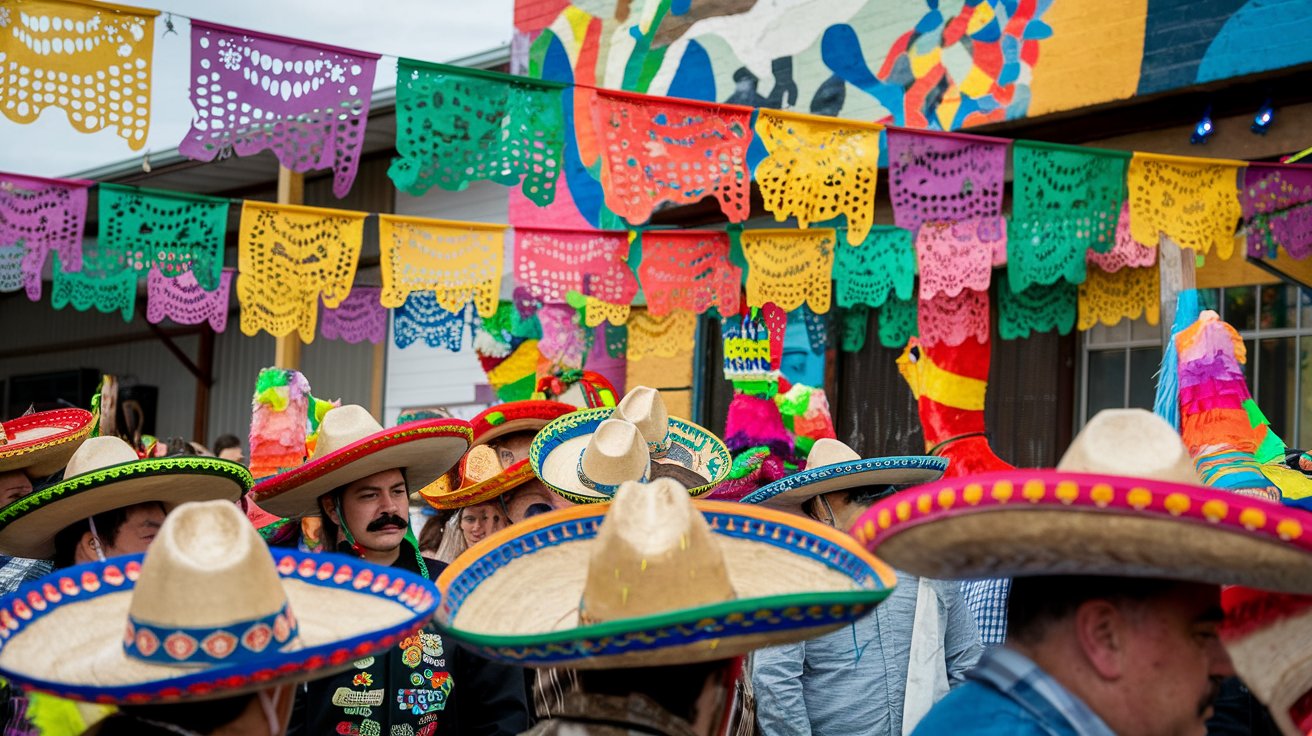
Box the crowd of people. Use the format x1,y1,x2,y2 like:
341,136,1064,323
0,368,1306,736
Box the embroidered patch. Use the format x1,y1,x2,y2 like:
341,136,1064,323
333,687,385,707
353,656,375,669
401,645,422,668
396,683,452,715
353,672,373,687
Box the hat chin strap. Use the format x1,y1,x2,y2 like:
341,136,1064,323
334,491,429,579
258,687,285,736
86,516,107,562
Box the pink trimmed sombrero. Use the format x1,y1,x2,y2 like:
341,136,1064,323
0,409,96,478
470,400,576,447
1221,587,1312,735
250,405,471,519
850,409,1312,594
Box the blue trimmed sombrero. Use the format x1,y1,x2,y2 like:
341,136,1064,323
0,500,438,704
436,478,896,669
741,438,948,509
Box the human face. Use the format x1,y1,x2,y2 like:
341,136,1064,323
460,502,506,546
503,479,569,523
332,469,409,556
1111,583,1232,736
491,431,535,470
0,471,32,507
218,446,245,464
103,502,167,556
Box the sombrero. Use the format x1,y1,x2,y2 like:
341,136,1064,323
0,500,437,704
419,401,576,511
0,436,252,559
1221,587,1312,736
741,438,948,509
250,405,471,519
0,409,96,478
850,409,1312,593
536,370,618,409
435,477,896,669
530,387,731,503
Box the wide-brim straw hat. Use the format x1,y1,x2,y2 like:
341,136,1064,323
470,400,576,447
0,436,252,559
436,478,896,669
850,409,1312,593
1221,587,1312,736
0,500,438,704
250,405,471,518
741,438,948,508
0,409,96,478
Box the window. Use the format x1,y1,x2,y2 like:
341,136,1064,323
1081,283,1312,448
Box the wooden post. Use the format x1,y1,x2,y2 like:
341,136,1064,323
274,166,304,369
369,340,386,422
193,328,214,442
1158,234,1198,347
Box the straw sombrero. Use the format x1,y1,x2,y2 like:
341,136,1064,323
0,500,437,704
0,409,96,478
741,438,948,509
1221,587,1312,736
0,436,252,559
420,401,575,511
536,370,618,409
250,405,471,519
436,478,896,669
850,409,1312,593
530,387,731,503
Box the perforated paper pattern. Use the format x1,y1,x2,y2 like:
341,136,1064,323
583,296,630,327
1008,143,1128,291
918,289,989,347
887,129,1008,231
841,305,869,352
800,306,828,353
1127,155,1242,259
513,228,637,306
915,217,1005,300
627,310,697,362
591,89,752,225
319,286,385,344
146,267,232,331
95,184,228,289
0,243,23,292
636,230,740,317
377,214,504,316
390,59,564,205
877,296,918,349
0,172,89,300
538,303,589,367
51,254,135,322
998,280,1077,340
393,294,467,351
236,201,366,342
834,226,915,309
754,110,881,242
0,0,156,149
741,229,835,313
1077,265,1160,331
1240,163,1312,259
179,21,379,199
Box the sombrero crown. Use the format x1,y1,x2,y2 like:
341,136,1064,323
0,436,251,559
0,409,95,478
1220,587,1312,735
0,500,438,703
851,408,1312,593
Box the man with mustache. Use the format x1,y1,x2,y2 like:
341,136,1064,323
251,404,528,736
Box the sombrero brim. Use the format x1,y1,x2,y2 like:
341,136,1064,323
472,401,576,447
250,420,471,519
0,550,436,704
436,500,897,668
1221,590,1312,736
0,409,95,478
419,460,536,511
530,408,732,505
850,470,1312,593
0,458,252,559
741,456,949,508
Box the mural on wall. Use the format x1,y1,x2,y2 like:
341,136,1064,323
511,0,1312,226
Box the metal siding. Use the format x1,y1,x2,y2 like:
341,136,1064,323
204,329,273,449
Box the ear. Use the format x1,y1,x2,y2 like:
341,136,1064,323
75,531,101,564
1074,599,1128,680
320,496,342,527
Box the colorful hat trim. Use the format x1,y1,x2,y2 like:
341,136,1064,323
420,459,538,511
0,409,96,477
470,401,576,447
741,455,949,507
0,550,437,704
436,500,896,668
850,469,1312,593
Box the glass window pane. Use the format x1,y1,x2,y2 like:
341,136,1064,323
1242,339,1256,388
1198,288,1222,314
1087,350,1127,417
1302,336,1312,449
1130,315,1162,343
1256,337,1297,443
1301,288,1312,331
1225,287,1257,332
1128,347,1160,411
1259,284,1299,331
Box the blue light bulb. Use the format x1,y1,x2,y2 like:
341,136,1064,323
1252,100,1274,135
1191,106,1215,145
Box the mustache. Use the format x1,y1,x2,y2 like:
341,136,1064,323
366,514,408,532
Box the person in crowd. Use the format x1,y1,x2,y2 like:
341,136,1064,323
212,433,245,464
249,404,529,736
415,508,452,561
743,438,981,735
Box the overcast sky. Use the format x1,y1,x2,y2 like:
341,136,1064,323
0,0,514,177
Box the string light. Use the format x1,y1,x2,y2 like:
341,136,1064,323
1251,99,1275,135
1191,106,1215,145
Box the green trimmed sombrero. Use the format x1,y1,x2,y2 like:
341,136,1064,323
0,409,96,478
0,436,252,559
436,478,896,669
741,438,948,509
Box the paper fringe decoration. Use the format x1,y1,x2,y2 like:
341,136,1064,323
146,267,233,331
51,254,135,322
741,228,835,313
636,230,741,317
1127,154,1242,259
888,128,1008,232
1240,163,1312,260
319,286,386,344
919,288,989,347
538,303,590,367
393,293,468,351
0,244,23,293
998,281,1077,340
1088,202,1158,273
834,226,916,309
180,21,380,199
0,172,90,301
377,214,505,317
915,216,1006,300
626,310,697,362
877,297,918,349
95,183,228,289
513,227,637,306
1077,265,1160,330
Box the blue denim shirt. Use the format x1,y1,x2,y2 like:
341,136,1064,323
912,648,1116,736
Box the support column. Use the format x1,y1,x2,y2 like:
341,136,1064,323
1158,234,1198,347
274,166,304,369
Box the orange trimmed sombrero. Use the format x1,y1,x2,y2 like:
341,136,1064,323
850,409,1312,594
1221,587,1312,735
0,409,96,478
